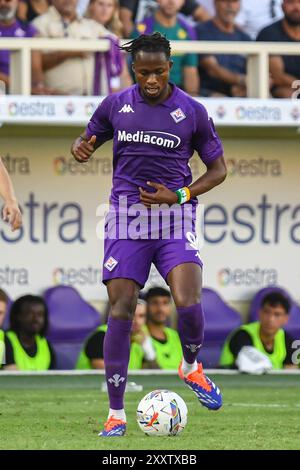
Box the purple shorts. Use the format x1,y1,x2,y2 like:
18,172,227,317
102,234,203,288
102,202,203,287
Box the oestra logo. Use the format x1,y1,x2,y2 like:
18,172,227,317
226,158,282,177
1,154,30,175
7,101,55,116
236,106,281,122
0,266,29,286
117,130,181,149
53,156,112,175
52,267,102,286
218,267,278,287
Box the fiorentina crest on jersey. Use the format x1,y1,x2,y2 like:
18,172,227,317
170,108,186,123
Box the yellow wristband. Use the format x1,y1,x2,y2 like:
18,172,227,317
183,187,191,202
175,187,191,204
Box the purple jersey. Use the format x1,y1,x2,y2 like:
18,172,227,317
0,20,36,76
86,84,223,208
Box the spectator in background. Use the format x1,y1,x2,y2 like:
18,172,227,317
2,295,56,371
17,0,49,22
145,288,182,370
33,0,124,95
88,0,123,36
120,0,211,38
87,0,132,90
196,0,215,16
257,0,300,98
220,293,296,370
76,299,158,369
0,289,8,329
197,0,251,97
0,0,44,94
236,0,283,40
132,0,200,95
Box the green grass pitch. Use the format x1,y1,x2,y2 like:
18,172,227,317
0,374,300,450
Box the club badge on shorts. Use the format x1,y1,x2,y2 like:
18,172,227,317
104,256,118,272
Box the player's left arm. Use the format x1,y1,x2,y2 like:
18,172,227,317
0,157,22,231
188,156,227,199
139,156,226,207
189,105,227,197
139,106,226,207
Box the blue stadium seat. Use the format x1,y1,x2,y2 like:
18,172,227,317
198,288,242,368
44,285,101,369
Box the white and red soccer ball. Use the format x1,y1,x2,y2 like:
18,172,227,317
137,389,188,436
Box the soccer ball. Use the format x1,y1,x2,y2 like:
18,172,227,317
136,389,188,436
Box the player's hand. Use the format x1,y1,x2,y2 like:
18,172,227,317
139,182,178,208
2,200,22,231
72,135,96,163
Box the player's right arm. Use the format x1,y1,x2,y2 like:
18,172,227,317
71,134,98,163
71,95,114,163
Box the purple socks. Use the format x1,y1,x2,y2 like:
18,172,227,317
177,303,205,364
103,316,132,410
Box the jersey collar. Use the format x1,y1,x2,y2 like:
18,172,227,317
135,83,178,108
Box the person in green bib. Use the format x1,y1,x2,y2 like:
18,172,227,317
0,289,9,330
145,287,182,369
77,298,157,370
3,295,56,371
220,292,296,370
131,0,200,94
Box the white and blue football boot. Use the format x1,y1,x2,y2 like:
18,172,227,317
98,416,127,437
179,361,223,411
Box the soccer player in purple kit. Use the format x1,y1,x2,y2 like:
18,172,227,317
71,33,227,437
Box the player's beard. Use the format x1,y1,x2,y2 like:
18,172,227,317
284,13,300,27
0,6,17,21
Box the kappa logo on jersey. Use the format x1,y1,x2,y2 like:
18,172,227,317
118,104,134,113
170,108,186,124
104,256,118,272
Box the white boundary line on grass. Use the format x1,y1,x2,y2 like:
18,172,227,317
0,369,299,377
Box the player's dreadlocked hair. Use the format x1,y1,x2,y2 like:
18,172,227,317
120,32,171,61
